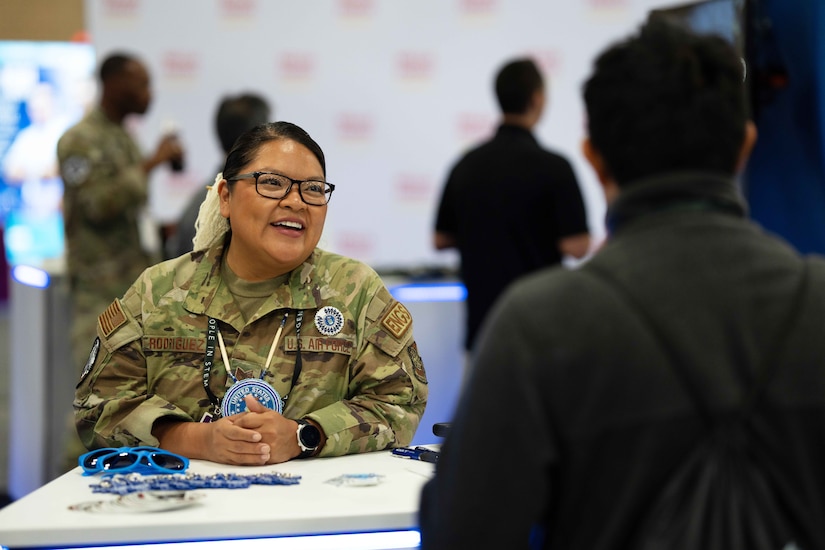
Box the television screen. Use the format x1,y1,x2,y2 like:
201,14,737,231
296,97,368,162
649,0,746,54
0,40,96,268
648,0,752,114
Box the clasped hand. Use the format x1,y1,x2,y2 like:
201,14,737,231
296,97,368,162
155,395,303,465
201,395,299,465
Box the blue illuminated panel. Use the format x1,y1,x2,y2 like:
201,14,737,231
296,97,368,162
0,529,421,550
10,264,49,288
388,282,466,303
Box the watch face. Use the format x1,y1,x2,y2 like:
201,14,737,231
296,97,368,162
299,422,321,449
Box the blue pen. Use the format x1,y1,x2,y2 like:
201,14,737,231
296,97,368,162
391,447,424,459
391,446,439,463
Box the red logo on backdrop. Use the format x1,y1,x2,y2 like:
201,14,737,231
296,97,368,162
162,52,199,79
394,173,433,203
220,0,257,18
102,0,140,17
528,50,563,77
279,52,316,81
457,112,495,144
338,0,374,17
459,0,498,15
336,231,375,259
397,52,434,81
336,113,374,142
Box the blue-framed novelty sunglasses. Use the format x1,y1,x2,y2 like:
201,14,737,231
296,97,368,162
79,446,189,476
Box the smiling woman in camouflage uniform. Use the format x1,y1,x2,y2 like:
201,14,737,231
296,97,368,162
74,121,428,465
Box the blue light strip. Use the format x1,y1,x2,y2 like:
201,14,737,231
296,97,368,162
10,265,50,289
388,282,466,303
14,530,421,550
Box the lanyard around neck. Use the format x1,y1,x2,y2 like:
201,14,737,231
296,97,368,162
202,311,304,415
285,310,304,403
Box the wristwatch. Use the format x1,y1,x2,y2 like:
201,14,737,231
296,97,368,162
296,419,322,459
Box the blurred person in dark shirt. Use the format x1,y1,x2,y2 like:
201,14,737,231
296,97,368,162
433,57,590,366
419,19,825,550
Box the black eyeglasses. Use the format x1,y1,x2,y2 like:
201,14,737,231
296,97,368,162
79,446,189,476
227,172,335,206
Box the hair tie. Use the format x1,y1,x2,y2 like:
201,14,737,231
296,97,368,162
192,172,230,251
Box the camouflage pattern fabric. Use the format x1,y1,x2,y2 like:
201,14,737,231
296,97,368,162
58,107,154,370
74,239,429,457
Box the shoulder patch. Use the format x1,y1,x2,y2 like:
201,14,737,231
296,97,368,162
381,302,412,340
98,299,128,338
61,155,90,186
78,337,100,384
407,342,427,384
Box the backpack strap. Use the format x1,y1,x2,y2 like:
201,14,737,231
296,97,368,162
586,262,810,425
744,264,810,412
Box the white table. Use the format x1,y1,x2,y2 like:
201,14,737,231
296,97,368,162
0,451,436,549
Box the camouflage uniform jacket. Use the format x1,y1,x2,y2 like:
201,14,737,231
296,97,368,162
57,106,152,299
75,239,429,457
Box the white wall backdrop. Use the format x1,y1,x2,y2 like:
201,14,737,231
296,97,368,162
85,0,683,272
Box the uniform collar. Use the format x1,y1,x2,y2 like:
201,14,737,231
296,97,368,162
183,235,322,330
89,106,125,130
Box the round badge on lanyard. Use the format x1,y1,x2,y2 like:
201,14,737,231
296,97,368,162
221,378,284,417
213,313,290,418
315,306,344,336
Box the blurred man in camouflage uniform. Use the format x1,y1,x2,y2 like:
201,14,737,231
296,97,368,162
75,122,427,464
57,52,184,470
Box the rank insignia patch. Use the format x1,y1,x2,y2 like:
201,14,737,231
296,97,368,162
99,299,127,338
235,367,254,381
